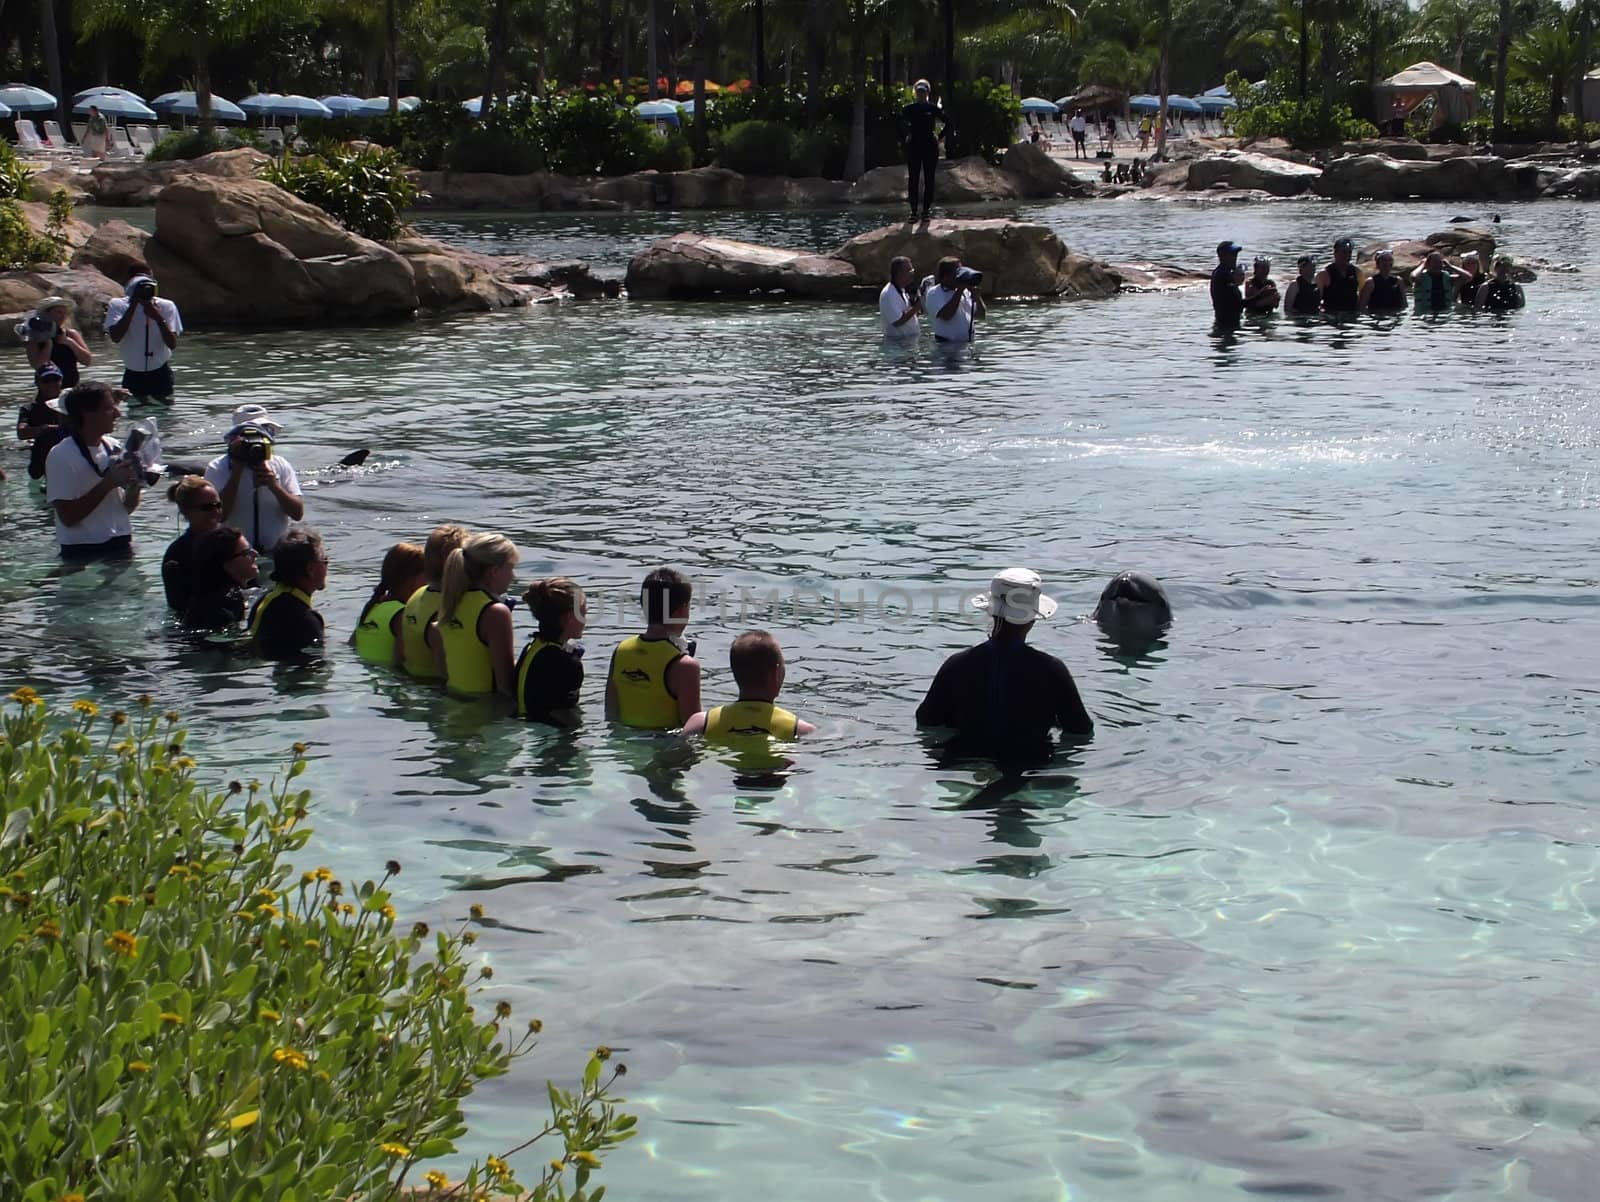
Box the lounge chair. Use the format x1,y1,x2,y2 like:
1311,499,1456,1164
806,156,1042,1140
14,119,73,161
113,126,144,159
129,126,157,154
43,120,78,153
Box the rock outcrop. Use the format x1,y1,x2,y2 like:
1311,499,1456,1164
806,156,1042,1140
1314,154,1547,200
1184,151,1322,196
849,156,1022,205
1000,142,1094,198
1358,227,1496,276
0,268,125,343
70,219,154,284
625,219,1123,301
85,147,270,206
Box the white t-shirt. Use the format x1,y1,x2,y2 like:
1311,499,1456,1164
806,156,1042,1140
878,282,920,340
104,296,183,372
204,453,303,553
1070,115,1087,136
45,434,132,546
924,284,976,342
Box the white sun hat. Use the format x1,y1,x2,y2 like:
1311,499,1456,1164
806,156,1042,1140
972,567,1058,624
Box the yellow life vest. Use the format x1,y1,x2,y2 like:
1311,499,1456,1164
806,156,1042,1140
608,635,683,729
353,599,404,665
438,589,496,696
515,637,556,718
248,584,314,643
400,585,442,678
703,700,800,741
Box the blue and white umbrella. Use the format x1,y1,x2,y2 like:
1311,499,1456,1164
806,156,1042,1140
635,99,681,124
463,93,531,115
1128,94,1162,113
1202,84,1233,98
0,101,13,119
151,91,248,121
74,85,146,106
355,95,420,116
1198,94,1237,111
73,93,157,120
0,84,57,112
318,94,366,116
1166,95,1203,115
1019,96,1059,115
239,93,334,120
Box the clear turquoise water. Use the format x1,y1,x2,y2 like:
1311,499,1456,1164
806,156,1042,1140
4,198,1600,1201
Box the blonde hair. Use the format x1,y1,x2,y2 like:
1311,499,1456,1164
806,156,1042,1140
422,523,469,585
166,474,213,507
439,533,517,623
358,542,426,627
523,577,586,641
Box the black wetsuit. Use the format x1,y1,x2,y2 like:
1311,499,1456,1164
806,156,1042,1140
916,636,1093,767
50,338,80,388
249,588,325,662
161,529,199,612
183,587,247,631
1322,261,1360,311
1414,270,1453,311
1289,280,1321,314
518,640,585,727
1367,273,1405,311
1210,264,1245,319
1483,278,1523,311
902,100,943,215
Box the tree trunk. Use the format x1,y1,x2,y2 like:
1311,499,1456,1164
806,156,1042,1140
1298,0,1309,102
844,0,866,177
942,0,955,107
197,54,214,140
805,0,827,122
754,0,766,86
1319,19,1337,119
1492,0,1510,140
647,0,659,97
484,0,508,115
692,0,708,159
385,0,399,113
36,0,65,133
1573,2,1593,121
621,0,632,89
881,30,891,86
1155,0,1170,159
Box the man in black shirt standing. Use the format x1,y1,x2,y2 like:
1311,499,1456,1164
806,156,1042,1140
916,567,1093,767
902,79,946,223
1210,240,1246,321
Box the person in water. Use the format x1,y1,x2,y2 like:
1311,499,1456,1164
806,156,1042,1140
162,475,225,613
248,526,328,661
901,79,946,223
879,256,922,341
1281,255,1321,314
431,532,519,697
20,296,91,388
400,523,469,677
683,630,816,741
183,526,259,631
1359,249,1407,311
916,567,1093,766
1210,241,1246,320
45,381,143,562
1477,255,1526,310
605,566,702,729
1244,257,1280,313
516,576,587,726
352,542,426,665
1456,251,1487,305
1316,237,1361,313
1413,250,1472,312
18,363,65,454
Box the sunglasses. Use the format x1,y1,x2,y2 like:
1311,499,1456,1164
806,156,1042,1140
229,546,258,561
190,501,224,512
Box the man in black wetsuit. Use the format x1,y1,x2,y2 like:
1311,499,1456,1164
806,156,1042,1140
901,79,946,223
1210,240,1246,320
1316,237,1361,313
917,567,1092,767
1477,255,1526,310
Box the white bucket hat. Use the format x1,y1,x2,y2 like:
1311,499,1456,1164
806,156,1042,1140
226,404,282,438
972,567,1058,625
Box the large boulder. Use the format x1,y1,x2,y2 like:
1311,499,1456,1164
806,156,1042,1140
664,166,749,208
26,166,94,204
0,267,124,344
849,156,1022,205
69,219,152,283
385,235,528,312
18,200,96,257
1358,227,1496,277
831,218,1120,299
625,233,858,299
1541,165,1600,197
1314,154,1547,200
412,170,553,209
86,147,269,206
1185,151,1322,196
1001,141,1092,198
149,175,419,324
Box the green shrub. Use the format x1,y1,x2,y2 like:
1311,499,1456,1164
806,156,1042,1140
532,92,658,176
718,119,795,176
1225,70,1379,149
790,129,835,178
0,200,62,269
445,126,546,174
0,139,33,200
264,144,419,242
145,128,266,163
942,77,1023,161
644,128,693,173
0,689,635,1200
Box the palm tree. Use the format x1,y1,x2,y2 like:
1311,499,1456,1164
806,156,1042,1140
1403,0,1492,75
1510,22,1578,127
37,0,66,131
1492,0,1510,138
1569,0,1596,119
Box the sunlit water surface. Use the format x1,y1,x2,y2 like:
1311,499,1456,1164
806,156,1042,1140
4,198,1600,1202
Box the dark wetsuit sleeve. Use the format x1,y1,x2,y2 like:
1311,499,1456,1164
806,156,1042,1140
1052,660,1093,736
258,602,325,661
915,658,959,726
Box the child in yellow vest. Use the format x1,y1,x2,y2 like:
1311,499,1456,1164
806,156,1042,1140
605,566,701,729
684,630,816,741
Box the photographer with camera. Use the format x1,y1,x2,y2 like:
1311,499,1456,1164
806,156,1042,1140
104,269,182,401
924,256,986,345
880,256,923,341
203,404,304,557
19,296,92,388
44,382,144,561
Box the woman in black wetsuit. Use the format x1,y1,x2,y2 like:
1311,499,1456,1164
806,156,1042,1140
901,79,946,223
20,297,92,387
1359,249,1407,311
1477,256,1526,310
1282,255,1321,314
1317,238,1361,312
162,476,226,614
182,525,259,631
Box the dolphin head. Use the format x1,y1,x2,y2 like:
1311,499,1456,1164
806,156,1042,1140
1093,571,1173,647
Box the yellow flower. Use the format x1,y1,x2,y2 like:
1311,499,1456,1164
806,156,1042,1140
167,865,190,878
338,903,355,916
301,871,316,884
111,710,128,726
469,903,485,920
424,1170,449,1190
527,1018,543,1034
34,920,61,940
479,965,494,979
548,1159,565,1174
258,904,281,919
71,699,98,717
594,1045,612,1061
258,1008,281,1022
58,1193,85,1202
271,1047,308,1071
486,1155,510,1178
574,1151,601,1169
380,904,396,919
105,930,138,958
9,686,41,705
303,939,320,949
462,931,477,945
314,867,333,881
127,1061,150,1073
113,741,135,756
108,895,132,906
164,710,180,724
224,1109,259,1131
172,756,196,771
159,1012,183,1025
380,1142,411,1158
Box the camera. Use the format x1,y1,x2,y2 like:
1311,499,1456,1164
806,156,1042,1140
121,421,163,488
229,426,274,466
24,313,57,341
133,281,157,302
955,266,983,287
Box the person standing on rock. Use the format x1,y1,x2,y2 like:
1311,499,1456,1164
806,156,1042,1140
105,267,182,401
879,256,923,341
1316,238,1361,313
1359,249,1407,312
901,79,946,223
1210,241,1246,321
1069,110,1089,159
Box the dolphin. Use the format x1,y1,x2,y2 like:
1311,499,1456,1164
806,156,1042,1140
1092,571,1173,646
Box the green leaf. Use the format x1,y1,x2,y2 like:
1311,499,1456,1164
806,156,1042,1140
89,1111,122,1156
23,1011,48,1056
1,806,32,848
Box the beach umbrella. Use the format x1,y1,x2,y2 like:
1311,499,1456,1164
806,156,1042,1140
635,100,680,124
1019,96,1060,115
317,94,366,116
1198,94,1237,111
1201,84,1233,98
151,91,248,121
0,84,57,112
74,85,146,106
0,101,13,119
355,95,420,115
73,92,158,120
462,93,530,115
1128,94,1162,112
1166,95,1203,114
239,93,334,120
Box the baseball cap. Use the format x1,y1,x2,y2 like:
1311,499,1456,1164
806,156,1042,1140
1217,240,1243,255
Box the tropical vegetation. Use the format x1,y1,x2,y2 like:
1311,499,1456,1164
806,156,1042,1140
0,690,634,1199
